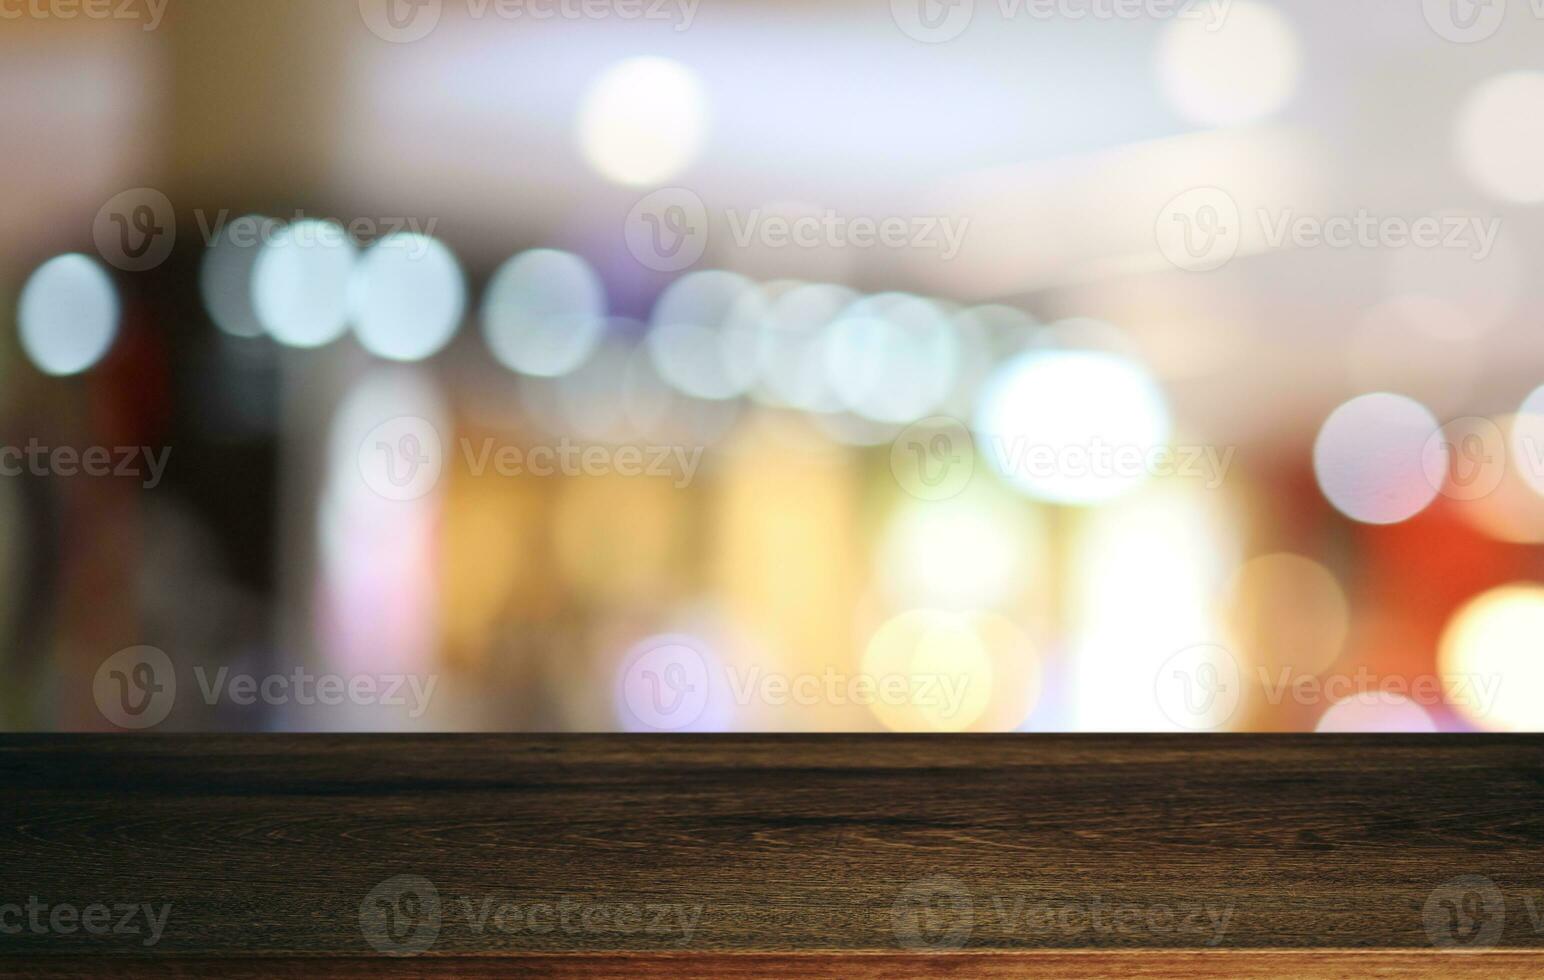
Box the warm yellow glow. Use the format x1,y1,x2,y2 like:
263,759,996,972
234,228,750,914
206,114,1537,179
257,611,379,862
1222,553,1347,678
1438,584,1544,731
862,609,998,733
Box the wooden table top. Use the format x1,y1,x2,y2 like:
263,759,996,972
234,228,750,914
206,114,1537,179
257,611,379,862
3,734,1542,976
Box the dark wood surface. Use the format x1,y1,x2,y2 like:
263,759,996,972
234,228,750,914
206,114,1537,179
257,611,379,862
2,735,1543,971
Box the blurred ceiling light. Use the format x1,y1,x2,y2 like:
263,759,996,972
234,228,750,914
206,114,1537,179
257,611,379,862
1439,584,1544,732
823,293,957,424
1456,71,1544,204
482,248,606,378
973,348,1171,505
200,216,281,339
349,233,466,362
577,56,707,186
1313,392,1444,525
876,481,1044,612
1314,693,1436,733
252,219,356,349
17,254,119,376
646,269,760,399
1156,0,1300,127
1222,552,1348,678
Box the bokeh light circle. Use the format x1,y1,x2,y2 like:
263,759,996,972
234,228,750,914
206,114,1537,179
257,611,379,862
1439,584,1544,731
1313,393,1444,525
17,254,119,376
349,234,466,362
482,249,606,378
252,219,357,348
973,349,1171,505
577,57,707,186
1156,0,1301,126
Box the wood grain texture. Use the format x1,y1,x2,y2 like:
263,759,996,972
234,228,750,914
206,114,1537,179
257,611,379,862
6,952,1544,978
1,735,1542,965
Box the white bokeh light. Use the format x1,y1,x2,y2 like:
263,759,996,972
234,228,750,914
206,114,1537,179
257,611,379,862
482,249,607,378
349,234,466,362
1314,694,1437,733
1456,71,1544,204
1156,0,1301,127
18,254,119,376
252,219,357,349
577,57,707,186
646,269,760,400
1313,393,1444,525
823,293,958,424
973,349,1171,505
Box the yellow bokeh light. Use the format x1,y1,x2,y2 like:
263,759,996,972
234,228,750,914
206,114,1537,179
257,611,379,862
1438,584,1544,731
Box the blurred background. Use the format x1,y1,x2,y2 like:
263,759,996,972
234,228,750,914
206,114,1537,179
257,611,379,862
6,0,1544,732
